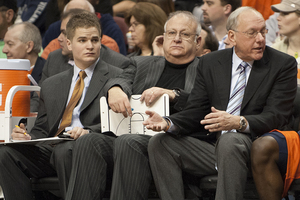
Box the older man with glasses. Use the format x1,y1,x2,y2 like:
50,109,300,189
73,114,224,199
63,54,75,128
100,11,202,200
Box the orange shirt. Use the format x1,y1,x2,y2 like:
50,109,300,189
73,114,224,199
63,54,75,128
41,35,119,60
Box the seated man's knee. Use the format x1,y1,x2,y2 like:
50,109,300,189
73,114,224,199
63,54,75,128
148,133,170,153
217,133,251,157
114,134,150,155
0,146,15,165
251,136,278,167
51,142,74,165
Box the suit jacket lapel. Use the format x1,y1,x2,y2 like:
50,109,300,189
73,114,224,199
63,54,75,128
184,58,198,92
80,60,108,111
143,57,165,90
215,49,233,110
241,53,270,110
50,69,73,131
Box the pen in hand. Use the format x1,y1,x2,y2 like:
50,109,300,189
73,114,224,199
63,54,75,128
15,125,27,135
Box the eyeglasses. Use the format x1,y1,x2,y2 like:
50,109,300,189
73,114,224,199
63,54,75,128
233,29,268,38
165,30,198,40
129,21,141,30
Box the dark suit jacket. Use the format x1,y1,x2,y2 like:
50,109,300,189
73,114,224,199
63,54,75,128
30,59,123,139
30,57,46,110
169,47,298,140
131,56,199,112
31,56,46,85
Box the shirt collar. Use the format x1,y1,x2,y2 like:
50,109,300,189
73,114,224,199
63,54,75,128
232,47,254,71
72,58,99,81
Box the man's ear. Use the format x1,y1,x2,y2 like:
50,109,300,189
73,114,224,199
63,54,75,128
26,41,34,53
195,36,202,51
5,9,14,24
67,39,72,51
227,30,236,46
224,4,232,16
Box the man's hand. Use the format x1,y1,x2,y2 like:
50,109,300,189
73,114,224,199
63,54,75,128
141,87,175,106
11,123,31,140
200,107,240,132
152,35,164,56
108,86,132,117
143,111,168,131
67,127,90,140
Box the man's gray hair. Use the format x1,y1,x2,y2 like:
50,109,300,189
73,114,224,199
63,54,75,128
164,11,202,36
8,22,42,54
226,6,263,31
63,0,95,13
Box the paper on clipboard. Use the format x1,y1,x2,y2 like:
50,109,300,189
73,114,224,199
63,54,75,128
100,94,169,136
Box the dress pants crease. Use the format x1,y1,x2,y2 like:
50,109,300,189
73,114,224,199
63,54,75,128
50,141,75,198
111,134,152,200
148,133,217,200
215,132,252,200
65,133,114,200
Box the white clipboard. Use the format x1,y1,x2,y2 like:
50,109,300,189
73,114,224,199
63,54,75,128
100,94,169,136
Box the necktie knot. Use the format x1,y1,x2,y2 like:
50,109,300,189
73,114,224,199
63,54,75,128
79,70,87,80
239,61,248,71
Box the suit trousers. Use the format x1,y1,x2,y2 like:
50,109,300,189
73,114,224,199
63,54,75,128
65,133,115,200
110,134,152,200
148,132,252,200
0,144,57,200
50,140,76,198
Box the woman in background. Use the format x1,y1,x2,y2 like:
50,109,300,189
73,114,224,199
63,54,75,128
271,1,300,66
125,2,167,57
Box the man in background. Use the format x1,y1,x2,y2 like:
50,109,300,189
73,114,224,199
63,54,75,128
201,0,241,49
3,22,45,85
0,0,17,58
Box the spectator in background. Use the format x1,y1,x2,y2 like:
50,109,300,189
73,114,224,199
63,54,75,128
42,0,126,55
17,0,50,37
41,8,119,59
270,0,300,82
2,22,45,110
0,0,18,58
44,0,113,30
175,0,203,12
201,0,241,49
125,2,167,57
196,23,219,56
266,12,280,46
270,0,300,61
3,22,44,85
113,0,174,17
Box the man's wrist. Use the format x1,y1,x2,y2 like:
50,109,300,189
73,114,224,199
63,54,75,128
163,118,170,131
237,116,247,132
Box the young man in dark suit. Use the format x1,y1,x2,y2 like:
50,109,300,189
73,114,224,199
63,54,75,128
143,7,297,200
30,9,133,112
0,11,123,200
